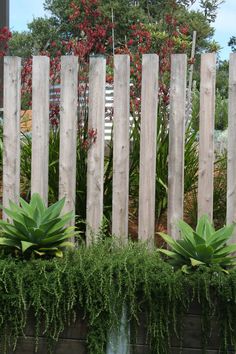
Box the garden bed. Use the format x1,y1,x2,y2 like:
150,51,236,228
1,242,236,354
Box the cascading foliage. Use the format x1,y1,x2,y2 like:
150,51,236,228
0,240,236,354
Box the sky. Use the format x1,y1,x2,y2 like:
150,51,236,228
192,0,236,60
9,0,236,61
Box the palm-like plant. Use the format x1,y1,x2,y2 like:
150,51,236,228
158,215,236,272
0,193,75,258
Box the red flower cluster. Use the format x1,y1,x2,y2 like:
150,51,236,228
65,0,112,59
82,128,97,151
0,0,193,126
0,26,12,57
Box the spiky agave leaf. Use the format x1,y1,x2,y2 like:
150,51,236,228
158,215,236,271
0,193,75,258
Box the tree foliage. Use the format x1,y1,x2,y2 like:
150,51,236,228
8,0,222,58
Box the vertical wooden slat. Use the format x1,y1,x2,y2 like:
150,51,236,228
112,55,130,239
227,53,236,231
138,54,159,243
86,56,106,243
167,54,187,239
109,55,130,354
197,53,216,221
3,56,21,217
31,56,50,205
59,56,78,224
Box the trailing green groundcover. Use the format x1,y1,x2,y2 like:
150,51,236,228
1,240,236,354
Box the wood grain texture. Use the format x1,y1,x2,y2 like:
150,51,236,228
10,306,232,354
59,56,78,225
31,56,50,205
167,54,187,239
138,54,159,244
197,53,216,221
86,56,106,243
227,53,236,233
23,313,88,339
3,56,21,218
13,337,87,354
112,55,130,240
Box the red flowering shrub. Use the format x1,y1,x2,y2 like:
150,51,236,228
0,27,12,57
0,1,192,121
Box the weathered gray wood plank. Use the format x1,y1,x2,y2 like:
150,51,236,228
59,56,78,225
197,53,216,221
3,57,21,217
138,54,159,244
31,56,50,204
86,56,106,243
167,54,187,239
13,337,87,354
24,315,87,340
227,53,236,233
112,55,130,240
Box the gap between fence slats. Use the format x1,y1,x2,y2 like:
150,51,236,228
3,57,21,218
227,53,236,236
138,54,159,244
31,56,50,205
86,56,106,244
167,54,187,239
197,53,216,221
112,55,130,240
59,56,78,227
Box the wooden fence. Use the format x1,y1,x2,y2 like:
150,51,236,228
3,53,236,244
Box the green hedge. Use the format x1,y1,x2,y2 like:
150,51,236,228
0,240,236,353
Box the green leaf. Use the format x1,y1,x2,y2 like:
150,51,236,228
40,232,73,245
214,244,236,256
178,239,195,256
3,207,25,224
30,193,46,216
196,215,214,239
27,228,45,243
19,198,34,217
158,233,193,259
41,198,65,222
177,220,198,251
21,241,36,253
0,237,20,249
172,240,194,258
190,258,205,267
13,220,29,238
34,250,46,256
58,241,74,248
158,249,178,257
193,232,205,246
195,244,214,260
33,206,41,226
46,211,74,236
181,265,191,274
22,214,37,228
178,219,194,240
55,249,63,258
208,225,235,248
158,232,177,248
39,217,62,234
9,199,26,216
0,223,28,241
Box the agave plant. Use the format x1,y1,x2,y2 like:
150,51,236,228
158,215,236,272
0,193,75,258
